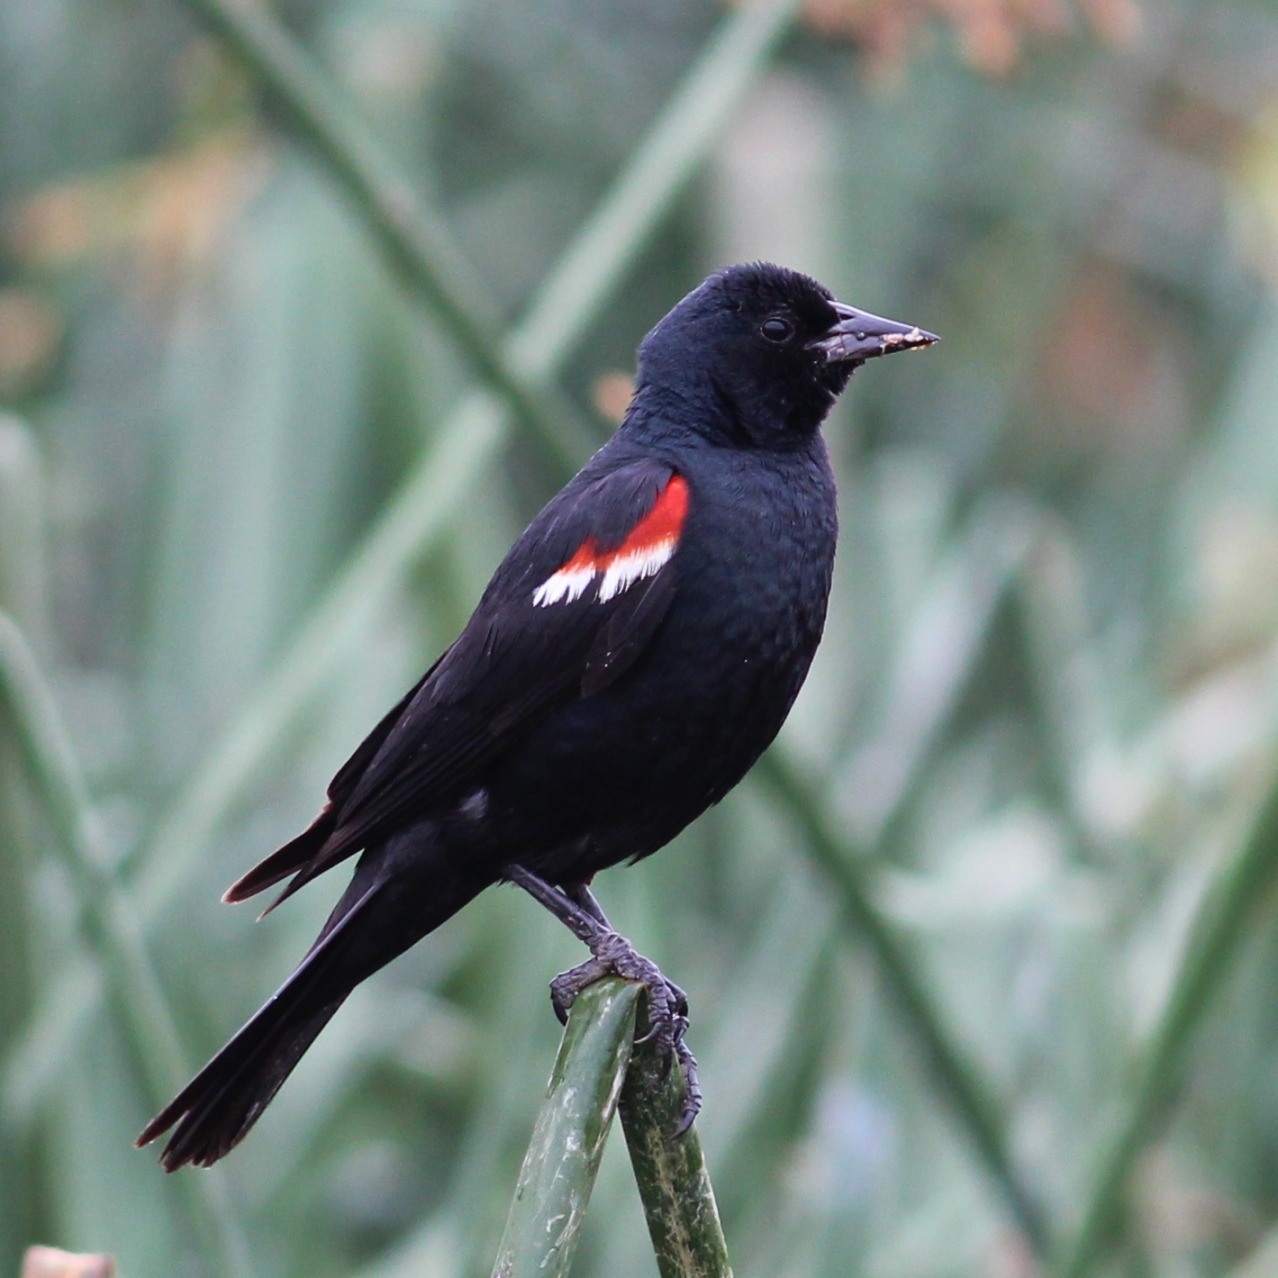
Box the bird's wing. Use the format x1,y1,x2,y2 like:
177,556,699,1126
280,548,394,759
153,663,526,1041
226,458,689,907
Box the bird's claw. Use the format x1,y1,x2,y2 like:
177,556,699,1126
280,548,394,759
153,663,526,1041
550,955,612,1025
672,1038,702,1137
547,931,702,1135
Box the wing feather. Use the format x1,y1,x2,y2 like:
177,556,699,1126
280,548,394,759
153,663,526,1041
226,456,688,905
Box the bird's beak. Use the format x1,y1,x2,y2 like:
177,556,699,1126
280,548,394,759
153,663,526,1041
810,302,939,366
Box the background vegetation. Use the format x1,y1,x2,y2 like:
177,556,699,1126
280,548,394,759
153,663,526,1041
3,0,1278,1275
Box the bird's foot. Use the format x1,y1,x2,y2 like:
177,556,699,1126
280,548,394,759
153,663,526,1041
550,931,702,1136
503,864,701,1134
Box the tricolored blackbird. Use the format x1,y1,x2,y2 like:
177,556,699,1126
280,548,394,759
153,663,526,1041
138,261,936,1169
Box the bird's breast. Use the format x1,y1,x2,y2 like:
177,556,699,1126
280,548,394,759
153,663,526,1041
672,442,837,660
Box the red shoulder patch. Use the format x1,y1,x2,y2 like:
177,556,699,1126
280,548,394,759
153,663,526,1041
533,475,689,607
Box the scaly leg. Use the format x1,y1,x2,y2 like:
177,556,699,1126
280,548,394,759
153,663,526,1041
505,865,701,1134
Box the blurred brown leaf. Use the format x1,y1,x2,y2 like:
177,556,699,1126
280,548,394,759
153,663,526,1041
6,130,269,306
592,371,635,423
0,289,61,397
799,0,1139,78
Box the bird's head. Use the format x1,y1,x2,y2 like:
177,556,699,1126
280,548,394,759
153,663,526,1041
634,262,937,447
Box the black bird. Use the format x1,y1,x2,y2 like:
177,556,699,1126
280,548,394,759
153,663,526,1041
137,262,936,1169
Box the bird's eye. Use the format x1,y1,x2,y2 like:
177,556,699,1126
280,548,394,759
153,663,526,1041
760,315,795,343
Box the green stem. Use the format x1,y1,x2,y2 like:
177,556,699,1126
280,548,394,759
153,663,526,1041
1054,773,1278,1278
0,613,252,1278
175,0,592,469
506,0,805,379
0,416,48,636
758,749,1050,1256
491,980,641,1278
619,1023,733,1278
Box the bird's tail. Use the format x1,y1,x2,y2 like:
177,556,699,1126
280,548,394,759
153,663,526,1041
138,835,488,1170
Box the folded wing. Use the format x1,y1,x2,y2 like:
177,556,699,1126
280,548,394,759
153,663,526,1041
225,458,691,908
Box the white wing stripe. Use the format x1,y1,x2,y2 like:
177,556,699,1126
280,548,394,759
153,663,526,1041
531,474,688,608
597,538,676,602
532,565,596,607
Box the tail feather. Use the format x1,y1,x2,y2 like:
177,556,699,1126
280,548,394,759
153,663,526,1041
140,832,491,1170
138,879,381,1170
221,805,338,905
140,999,343,1170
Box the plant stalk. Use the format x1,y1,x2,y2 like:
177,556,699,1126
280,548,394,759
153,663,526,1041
1054,767,1278,1278
491,980,641,1278
619,1020,733,1278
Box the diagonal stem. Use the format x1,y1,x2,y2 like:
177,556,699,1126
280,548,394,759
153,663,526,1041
1053,768,1278,1278
175,0,593,468
758,749,1051,1256
0,613,253,1278
620,1007,733,1278
490,979,642,1278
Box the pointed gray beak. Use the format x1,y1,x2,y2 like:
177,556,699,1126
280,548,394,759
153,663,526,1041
810,301,939,366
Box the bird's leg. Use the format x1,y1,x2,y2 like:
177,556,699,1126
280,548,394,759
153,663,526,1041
562,880,612,928
504,864,701,1133
504,867,684,1026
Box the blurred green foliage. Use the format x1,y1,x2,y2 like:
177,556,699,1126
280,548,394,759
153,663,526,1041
4,0,1278,1276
